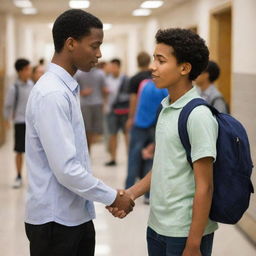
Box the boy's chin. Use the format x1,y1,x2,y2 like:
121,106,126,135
155,82,168,89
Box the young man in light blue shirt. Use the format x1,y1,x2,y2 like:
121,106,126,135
25,9,134,256
109,29,218,256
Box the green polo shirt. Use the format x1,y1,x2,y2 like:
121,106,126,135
148,87,218,237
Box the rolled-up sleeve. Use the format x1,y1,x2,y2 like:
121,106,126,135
35,92,117,206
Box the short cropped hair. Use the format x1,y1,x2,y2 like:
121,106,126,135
205,61,220,82
52,9,103,53
137,52,151,68
110,58,121,67
155,28,209,80
14,58,30,72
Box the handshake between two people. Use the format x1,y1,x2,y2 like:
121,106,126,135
106,188,136,219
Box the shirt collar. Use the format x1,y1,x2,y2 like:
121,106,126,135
161,86,200,109
48,63,79,93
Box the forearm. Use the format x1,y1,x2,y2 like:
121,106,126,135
186,185,213,248
128,94,137,119
127,171,152,200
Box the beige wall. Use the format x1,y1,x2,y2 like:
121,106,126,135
0,16,6,146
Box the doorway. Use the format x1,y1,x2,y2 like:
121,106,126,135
210,5,232,106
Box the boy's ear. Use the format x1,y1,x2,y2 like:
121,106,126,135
180,62,192,76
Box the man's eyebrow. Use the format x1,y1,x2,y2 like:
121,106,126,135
90,41,102,45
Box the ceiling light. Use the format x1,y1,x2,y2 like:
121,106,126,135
69,0,90,9
141,1,164,8
14,0,32,8
22,7,38,15
103,24,112,31
132,9,152,16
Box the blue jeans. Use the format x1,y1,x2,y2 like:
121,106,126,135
147,227,214,256
125,126,154,197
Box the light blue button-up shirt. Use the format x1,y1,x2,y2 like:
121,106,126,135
25,63,117,226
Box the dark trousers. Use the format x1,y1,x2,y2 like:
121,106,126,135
125,126,154,197
25,221,95,256
147,227,214,256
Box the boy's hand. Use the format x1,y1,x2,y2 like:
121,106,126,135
106,189,135,218
182,247,202,256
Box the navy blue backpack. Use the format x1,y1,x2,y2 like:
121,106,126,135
178,98,254,224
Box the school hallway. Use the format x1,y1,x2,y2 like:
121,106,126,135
0,129,255,256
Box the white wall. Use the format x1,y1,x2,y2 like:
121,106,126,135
233,0,256,75
6,14,16,80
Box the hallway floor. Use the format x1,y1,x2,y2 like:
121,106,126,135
0,130,255,256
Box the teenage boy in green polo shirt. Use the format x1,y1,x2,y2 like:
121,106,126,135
108,28,218,256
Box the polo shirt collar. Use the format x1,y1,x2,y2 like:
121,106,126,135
162,86,200,109
48,63,79,93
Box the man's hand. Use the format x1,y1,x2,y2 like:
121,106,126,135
182,246,202,256
106,189,135,218
142,143,155,160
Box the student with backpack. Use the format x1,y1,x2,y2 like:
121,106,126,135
107,28,253,256
195,60,229,113
4,58,33,188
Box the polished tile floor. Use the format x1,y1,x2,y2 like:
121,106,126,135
0,130,255,256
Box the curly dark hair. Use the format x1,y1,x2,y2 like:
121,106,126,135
205,60,220,82
52,9,103,53
155,28,209,80
14,58,30,72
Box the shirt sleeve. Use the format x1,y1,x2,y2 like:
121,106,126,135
187,106,218,163
128,76,139,94
3,84,15,120
35,92,117,205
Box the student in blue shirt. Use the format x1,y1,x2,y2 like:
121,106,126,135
25,10,134,256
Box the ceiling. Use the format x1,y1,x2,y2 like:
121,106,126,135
0,0,189,23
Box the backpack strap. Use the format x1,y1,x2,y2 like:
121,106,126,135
178,98,219,168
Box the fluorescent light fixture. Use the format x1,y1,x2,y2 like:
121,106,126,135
14,0,32,8
69,0,90,9
141,1,164,8
103,23,112,31
132,9,151,16
22,7,37,15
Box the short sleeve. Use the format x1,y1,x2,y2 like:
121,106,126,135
187,106,218,163
128,76,139,94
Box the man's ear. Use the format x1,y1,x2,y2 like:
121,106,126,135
180,62,192,76
65,37,76,52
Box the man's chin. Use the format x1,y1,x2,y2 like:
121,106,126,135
78,66,91,72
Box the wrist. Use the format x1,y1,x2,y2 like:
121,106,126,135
126,187,137,200
185,238,201,250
